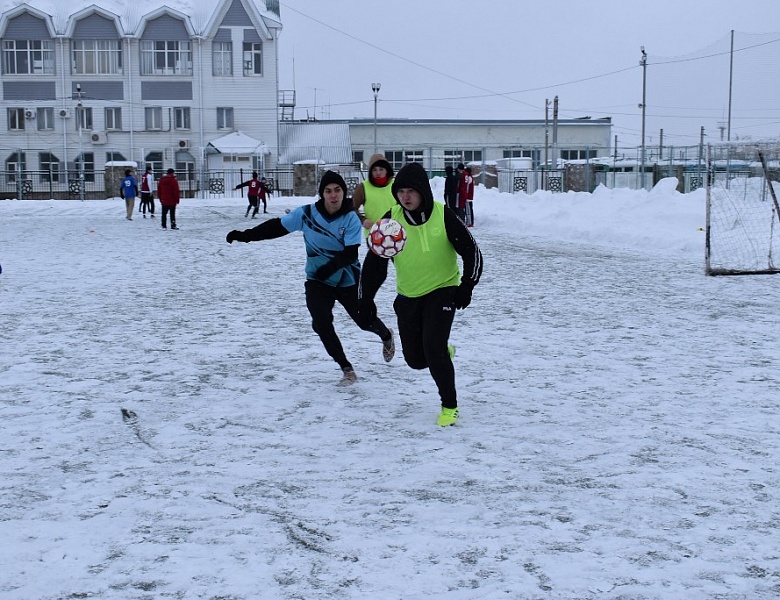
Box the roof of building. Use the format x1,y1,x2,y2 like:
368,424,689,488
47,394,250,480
0,0,281,36
278,122,352,165
207,131,269,155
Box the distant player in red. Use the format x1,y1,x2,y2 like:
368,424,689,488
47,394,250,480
235,172,262,218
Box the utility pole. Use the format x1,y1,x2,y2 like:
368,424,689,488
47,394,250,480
544,99,550,171
639,47,647,190
76,83,85,201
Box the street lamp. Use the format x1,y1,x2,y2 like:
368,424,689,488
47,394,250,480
371,82,381,155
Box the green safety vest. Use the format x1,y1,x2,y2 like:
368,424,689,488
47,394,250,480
391,202,460,298
363,180,396,223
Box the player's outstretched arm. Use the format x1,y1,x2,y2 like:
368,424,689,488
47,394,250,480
226,218,289,244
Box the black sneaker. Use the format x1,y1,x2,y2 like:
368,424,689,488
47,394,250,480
171,225,179,230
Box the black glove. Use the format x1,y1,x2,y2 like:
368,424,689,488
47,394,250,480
234,185,240,190
314,261,338,281
453,284,473,310
226,230,244,244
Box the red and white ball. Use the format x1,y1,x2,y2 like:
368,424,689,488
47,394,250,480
367,218,407,258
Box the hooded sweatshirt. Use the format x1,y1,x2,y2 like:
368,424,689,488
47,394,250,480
353,154,396,225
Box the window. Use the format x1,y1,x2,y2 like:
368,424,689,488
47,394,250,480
175,157,195,181
106,151,126,162
3,39,54,74
74,152,95,182
105,107,122,130
174,107,190,130
213,42,232,76
560,149,597,161
75,106,93,131
36,107,54,131
353,151,364,165
145,107,163,130
140,40,192,75
6,151,26,182
503,149,534,158
444,150,462,168
384,151,404,172
8,108,25,131
39,152,60,182
242,42,262,76
462,150,482,163
72,40,122,75
217,107,233,130
405,151,424,164
145,151,163,175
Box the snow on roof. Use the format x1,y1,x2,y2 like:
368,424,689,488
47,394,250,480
207,131,269,155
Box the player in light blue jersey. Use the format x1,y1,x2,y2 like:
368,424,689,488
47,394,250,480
226,171,395,384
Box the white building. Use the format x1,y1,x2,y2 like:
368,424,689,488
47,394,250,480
0,0,283,187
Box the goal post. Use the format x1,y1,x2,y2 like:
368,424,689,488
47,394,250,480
705,142,780,276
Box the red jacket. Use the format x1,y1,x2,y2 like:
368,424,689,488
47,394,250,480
456,171,474,209
157,174,180,206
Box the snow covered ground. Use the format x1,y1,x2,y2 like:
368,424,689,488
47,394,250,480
2,180,780,599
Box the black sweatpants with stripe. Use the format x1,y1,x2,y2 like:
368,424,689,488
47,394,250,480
305,279,391,371
393,286,457,408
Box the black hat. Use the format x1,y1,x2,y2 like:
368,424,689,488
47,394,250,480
166,168,175,174
392,163,433,211
318,170,348,199
456,163,465,170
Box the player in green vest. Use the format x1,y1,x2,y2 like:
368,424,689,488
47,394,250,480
359,162,483,426
353,154,396,231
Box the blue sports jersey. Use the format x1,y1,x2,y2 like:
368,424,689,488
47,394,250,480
121,175,138,199
281,204,362,287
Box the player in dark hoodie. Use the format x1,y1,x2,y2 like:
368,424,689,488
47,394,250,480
359,162,483,426
226,170,395,385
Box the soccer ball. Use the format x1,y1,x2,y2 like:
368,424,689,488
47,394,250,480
367,218,407,258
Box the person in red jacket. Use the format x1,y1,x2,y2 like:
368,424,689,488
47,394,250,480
455,163,473,224
157,168,180,230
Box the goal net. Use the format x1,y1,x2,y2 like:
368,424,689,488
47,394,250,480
705,143,780,276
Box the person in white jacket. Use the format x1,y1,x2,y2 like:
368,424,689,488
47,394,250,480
139,166,155,218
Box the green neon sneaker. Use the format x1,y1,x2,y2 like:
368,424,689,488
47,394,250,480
448,344,456,359
437,407,459,427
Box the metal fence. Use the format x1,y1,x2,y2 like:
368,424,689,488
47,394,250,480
2,143,775,199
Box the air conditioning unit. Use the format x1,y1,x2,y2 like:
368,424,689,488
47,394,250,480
59,109,70,118
177,139,191,149
90,131,107,145
25,109,36,119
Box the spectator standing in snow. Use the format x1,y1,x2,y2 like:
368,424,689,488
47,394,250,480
359,162,483,427
139,166,155,218
443,165,458,212
119,169,138,221
463,167,475,227
225,170,395,385
455,163,473,225
158,168,180,230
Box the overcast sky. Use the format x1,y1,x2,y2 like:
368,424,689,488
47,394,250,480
277,0,780,149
